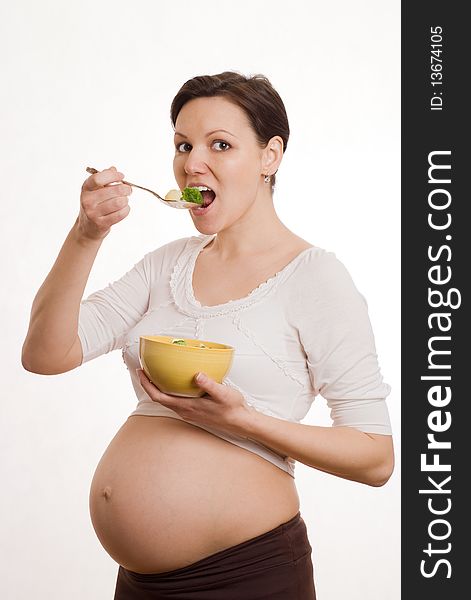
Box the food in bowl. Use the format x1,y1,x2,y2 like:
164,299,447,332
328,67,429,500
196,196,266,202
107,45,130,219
139,335,234,397
171,338,208,348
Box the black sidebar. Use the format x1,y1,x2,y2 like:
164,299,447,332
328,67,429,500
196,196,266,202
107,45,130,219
402,2,468,599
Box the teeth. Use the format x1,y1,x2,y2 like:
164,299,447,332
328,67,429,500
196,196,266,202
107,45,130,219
194,186,212,192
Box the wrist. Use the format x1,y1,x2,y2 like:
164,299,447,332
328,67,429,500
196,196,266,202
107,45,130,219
72,217,108,248
233,403,265,439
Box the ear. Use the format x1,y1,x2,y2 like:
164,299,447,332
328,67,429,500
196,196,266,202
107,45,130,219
261,136,284,177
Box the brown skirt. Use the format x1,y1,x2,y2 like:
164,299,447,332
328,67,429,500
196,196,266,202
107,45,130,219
114,512,316,599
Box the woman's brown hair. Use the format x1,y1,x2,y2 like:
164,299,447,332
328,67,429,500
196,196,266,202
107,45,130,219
170,71,290,189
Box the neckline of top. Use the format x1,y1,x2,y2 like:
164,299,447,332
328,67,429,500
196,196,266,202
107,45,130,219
182,234,317,312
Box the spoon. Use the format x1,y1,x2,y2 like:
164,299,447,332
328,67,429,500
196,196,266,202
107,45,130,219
85,167,196,209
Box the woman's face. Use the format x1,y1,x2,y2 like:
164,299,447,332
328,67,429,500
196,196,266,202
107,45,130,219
173,96,269,234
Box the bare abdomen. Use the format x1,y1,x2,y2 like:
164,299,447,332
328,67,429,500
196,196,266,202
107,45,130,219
89,415,299,574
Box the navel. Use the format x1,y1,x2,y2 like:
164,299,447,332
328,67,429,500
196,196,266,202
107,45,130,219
102,486,112,500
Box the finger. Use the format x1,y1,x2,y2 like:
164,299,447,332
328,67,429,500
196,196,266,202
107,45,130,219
81,186,132,217
83,167,124,191
95,204,131,228
96,195,129,216
95,184,133,204
137,370,181,404
194,372,225,397
136,369,172,399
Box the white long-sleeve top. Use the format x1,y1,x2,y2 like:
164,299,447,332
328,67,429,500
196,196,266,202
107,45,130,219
78,234,392,477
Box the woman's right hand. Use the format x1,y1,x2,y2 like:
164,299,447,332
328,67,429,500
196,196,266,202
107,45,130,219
77,166,133,241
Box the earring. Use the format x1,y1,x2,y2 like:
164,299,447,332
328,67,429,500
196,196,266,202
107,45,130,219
264,174,271,183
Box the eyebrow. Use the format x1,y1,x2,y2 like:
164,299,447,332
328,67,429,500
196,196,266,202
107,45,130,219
174,128,238,139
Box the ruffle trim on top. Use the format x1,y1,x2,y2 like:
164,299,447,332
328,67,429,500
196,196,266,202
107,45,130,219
170,235,316,319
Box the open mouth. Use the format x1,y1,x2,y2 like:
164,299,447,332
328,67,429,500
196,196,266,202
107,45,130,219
194,186,216,207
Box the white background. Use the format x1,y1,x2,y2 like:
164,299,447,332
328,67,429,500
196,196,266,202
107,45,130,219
1,1,400,598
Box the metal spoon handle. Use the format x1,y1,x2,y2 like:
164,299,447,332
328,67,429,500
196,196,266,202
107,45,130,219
85,167,166,201
85,167,196,209
124,182,166,201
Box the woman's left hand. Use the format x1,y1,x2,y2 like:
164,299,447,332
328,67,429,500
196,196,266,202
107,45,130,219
136,369,254,435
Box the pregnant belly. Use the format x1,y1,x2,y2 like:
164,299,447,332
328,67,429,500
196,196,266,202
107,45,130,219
89,415,299,574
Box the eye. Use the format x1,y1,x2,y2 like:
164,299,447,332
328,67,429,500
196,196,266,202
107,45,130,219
176,142,192,153
212,140,231,152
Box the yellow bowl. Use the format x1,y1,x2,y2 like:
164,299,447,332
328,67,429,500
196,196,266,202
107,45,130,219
139,335,234,397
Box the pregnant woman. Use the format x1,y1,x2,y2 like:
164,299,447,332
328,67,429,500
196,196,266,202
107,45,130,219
22,71,394,599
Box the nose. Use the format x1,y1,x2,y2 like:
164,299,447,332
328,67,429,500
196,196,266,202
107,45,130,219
184,146,209,176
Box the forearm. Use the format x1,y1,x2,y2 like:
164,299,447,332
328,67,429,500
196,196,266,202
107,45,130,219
240,409,394,486
22,218,103,373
